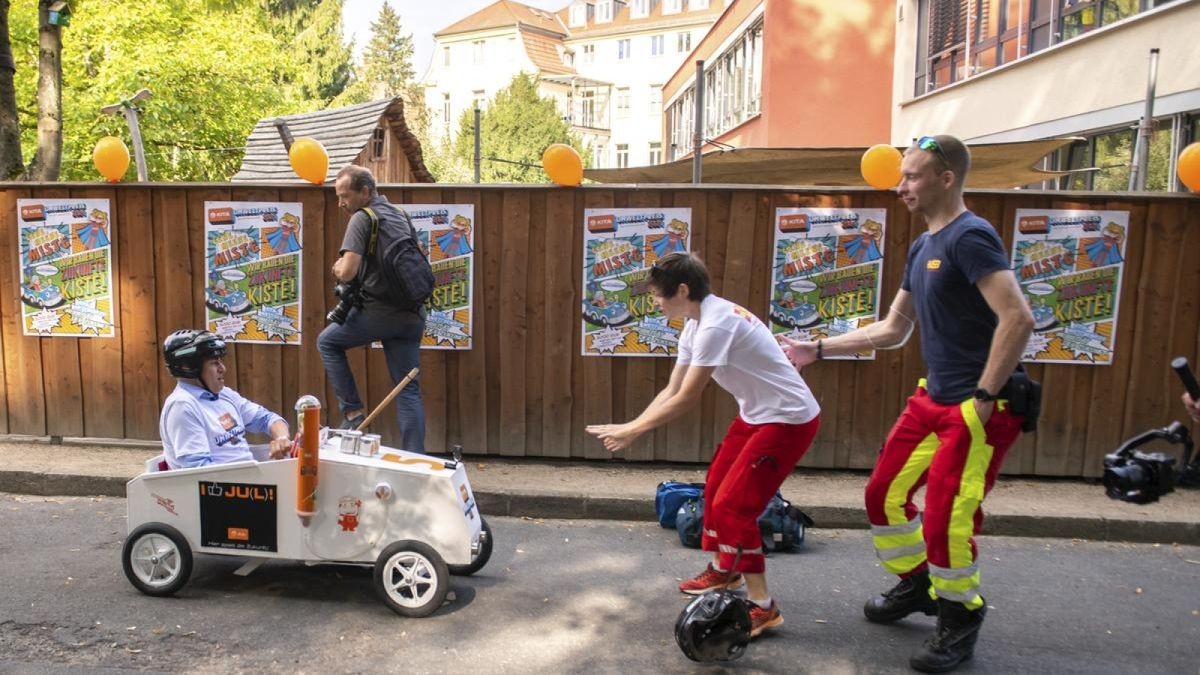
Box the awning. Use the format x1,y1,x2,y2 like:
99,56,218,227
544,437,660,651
582,138,1083,188
541,74,613,88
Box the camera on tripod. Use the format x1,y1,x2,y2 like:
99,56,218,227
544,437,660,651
326,278,364,325
1102,357,1200,504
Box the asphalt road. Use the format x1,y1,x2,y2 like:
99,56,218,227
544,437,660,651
1,493,1197,674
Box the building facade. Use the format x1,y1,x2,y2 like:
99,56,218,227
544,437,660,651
891,0,1199,190
662,0,897,161
421,0,724,168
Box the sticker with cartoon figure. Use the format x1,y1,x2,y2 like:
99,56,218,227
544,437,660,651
581,208,692,357
1012,209,1128,365
769,208,886,359
405,205,475,350
204,202,303,344
17,199,116,337
337,496,362,533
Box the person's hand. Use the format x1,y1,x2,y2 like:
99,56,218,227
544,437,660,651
778,336,819,370
1182,392,1200,423
586,423,640,453
268,434,293,460
973,398,994,427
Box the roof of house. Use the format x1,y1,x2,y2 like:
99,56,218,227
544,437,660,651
436,0,567,38
523,30,576,74
232,98,433,184
556,0,727,39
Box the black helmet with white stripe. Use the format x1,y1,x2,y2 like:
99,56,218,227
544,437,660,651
163,329,226,379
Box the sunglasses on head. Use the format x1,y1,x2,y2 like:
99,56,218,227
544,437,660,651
916,136,952,171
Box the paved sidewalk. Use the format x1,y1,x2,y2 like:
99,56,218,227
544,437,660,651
1,437,1197,545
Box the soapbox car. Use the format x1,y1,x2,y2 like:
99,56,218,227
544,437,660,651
122,406,492,618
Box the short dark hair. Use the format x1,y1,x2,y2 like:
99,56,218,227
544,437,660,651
911,134,971,188
649,252,710,301
336,164,377,196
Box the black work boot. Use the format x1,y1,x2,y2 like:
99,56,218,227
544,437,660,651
909,598,987,673
863,571,938,623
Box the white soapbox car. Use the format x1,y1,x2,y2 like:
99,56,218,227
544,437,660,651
122,417,492,618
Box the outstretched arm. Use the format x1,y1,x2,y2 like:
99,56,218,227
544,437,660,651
781,288,916,367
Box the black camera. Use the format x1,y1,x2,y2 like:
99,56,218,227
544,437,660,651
326,278,364,325
1103,435,1181,504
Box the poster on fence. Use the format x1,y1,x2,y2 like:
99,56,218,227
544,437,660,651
768,208,886,359
407,204,474,349
1012,209,1128,365
17,198,116,337
580,207,691,356
204,202,303,344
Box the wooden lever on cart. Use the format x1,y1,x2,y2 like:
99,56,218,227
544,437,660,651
356,368,419,432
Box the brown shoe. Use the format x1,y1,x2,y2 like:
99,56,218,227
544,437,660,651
748,600,783,638
678,563,744,595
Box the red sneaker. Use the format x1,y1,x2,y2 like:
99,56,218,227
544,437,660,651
678,563,744,595
748,600,783,638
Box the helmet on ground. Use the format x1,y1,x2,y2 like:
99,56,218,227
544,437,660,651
163,329,226,379
674,590,752,662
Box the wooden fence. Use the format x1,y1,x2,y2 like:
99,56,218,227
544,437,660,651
0,183,1197,477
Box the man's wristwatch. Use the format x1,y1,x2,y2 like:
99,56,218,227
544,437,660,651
973,388,996,402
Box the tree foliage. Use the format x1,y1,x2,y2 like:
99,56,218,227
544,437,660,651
334,2,427,143
451,73,588,183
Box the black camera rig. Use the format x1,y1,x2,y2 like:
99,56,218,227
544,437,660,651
1102,357,1200,504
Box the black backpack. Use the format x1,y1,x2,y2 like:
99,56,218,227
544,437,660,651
363,205,434,311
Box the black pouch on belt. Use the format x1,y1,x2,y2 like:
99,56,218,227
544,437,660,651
1002,371,1042,433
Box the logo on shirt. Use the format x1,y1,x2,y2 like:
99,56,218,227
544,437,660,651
926,259,942,270
731,305,758,325
218,413,236,431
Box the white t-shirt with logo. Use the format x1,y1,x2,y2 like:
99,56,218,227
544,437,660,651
677,295,820,425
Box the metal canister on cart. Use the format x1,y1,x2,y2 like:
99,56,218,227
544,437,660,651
340,430,362,455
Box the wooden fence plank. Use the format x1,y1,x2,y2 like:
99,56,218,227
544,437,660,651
31,186,83,437
453,188,489,455
541,189,575,458
497,189,531,457
0,188,44,435
524,189,548,457
481,190,505,454
408,187,447,452
118,188,160,439
153,188,195,408
580,189,615,460
73,187,124,439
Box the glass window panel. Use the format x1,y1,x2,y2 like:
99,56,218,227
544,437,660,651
1003,0,1024,29
1030,24,1050,51
1060,140,1091,190
1101,0,1138,25
1144,121,1173,191
1000,36,1019,63
1091,128,1134,191
974,46,998,74
1060,5,1097,41
977,0,1002,41
1031,0,1052,21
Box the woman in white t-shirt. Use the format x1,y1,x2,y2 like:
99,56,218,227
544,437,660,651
587,252,820,640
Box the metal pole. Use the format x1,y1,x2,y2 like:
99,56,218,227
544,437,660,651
692,59,704,184
473,106,482,184
1129,48,1159,191
101,89,152,181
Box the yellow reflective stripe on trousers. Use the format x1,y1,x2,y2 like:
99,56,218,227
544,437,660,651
883,432,939,526
871,431,939,574
929,563,984,609
952,400,994,569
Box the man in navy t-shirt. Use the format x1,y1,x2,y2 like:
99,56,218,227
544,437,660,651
782,135,1033,672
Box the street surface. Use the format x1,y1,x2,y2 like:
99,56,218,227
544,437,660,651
0,494,1197,674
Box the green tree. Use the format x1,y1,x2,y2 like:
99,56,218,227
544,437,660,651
453,73,588,183
334,2,428,145
8,0,313,181
270,0,352,105
1,0,66,180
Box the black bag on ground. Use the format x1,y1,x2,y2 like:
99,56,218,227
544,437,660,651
363,206,434,311
674,490,814,553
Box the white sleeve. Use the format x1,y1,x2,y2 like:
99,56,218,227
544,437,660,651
676,321,695,364
689,325,735,367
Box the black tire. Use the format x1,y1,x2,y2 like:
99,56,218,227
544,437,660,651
373,540,450,618
448,516,493,576
122,523,193,597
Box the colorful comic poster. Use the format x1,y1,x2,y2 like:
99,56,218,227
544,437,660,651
1012,209,1128,365
406,204,474,349
768,208,887,359
581,208,692,356
204,202,302,344
16,199,116,337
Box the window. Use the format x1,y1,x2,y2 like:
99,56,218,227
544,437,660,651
1056,117,1183,192
631,0,650,18
596,0,613,22
677,31,692,53
917,0,1178,95
473,40,484,65
580,90,596,127
443,46,450,66
442,93,451,126
371,127,385,160
616,144,629,169
618,39,631,60
664,0,682,14
649,142,662,165
616,88,631,118
569,1,588,27
689,0,710,8
651,34,665,56
583,43,595,65
594,142,606,168
648,86,662,115
666,20,763,152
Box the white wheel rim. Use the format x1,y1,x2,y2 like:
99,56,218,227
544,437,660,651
382,551,438,608
130,533,182,588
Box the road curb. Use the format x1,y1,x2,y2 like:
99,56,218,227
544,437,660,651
3,471,1196,546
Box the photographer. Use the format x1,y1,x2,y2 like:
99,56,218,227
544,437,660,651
317,165,425,451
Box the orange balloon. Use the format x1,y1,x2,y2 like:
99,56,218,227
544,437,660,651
93,136,130,182
860,144,903,190
542,143,583,187
1178,142,1200,192
289,137,329,185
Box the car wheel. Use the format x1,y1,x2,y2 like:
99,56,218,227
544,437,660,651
122,523,193,597
374,540,449,617
448,516,493,576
